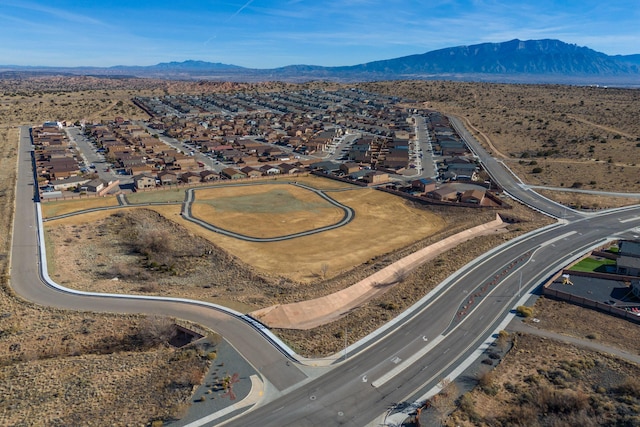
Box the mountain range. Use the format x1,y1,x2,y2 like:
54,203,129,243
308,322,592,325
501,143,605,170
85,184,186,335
2,39,639,85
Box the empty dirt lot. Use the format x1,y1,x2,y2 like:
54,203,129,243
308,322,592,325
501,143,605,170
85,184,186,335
3,76,637,425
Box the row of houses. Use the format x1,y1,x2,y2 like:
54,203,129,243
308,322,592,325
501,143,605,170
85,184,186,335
87,120,200,175
32,122,83,181
132,162,307,189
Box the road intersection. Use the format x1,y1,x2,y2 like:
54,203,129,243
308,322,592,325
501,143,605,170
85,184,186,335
10,124,640,426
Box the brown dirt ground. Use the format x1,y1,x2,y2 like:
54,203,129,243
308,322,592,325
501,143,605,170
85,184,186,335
446,332,640,427
148,186,449,283
4,77,637,425
359,81,640,204
439,296,640,426
191,184,345,238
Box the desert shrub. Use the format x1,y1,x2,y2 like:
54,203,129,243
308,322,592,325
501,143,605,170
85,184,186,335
516,305,534,317
613,379,640,399
379,302,399,311
136,316,176,348
502,405,540,426
537,387,589,414
207,351,217,360
531,167,543,174
458,393,480,422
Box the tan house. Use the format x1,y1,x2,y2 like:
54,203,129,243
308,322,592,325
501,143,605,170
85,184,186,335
157,171,178,185
411,178,437,193
133,174,155,190
180,172,201,184
340,162,360,175
460,189,485,204
221,168,247,180
200,170,220,182
363,171,389,185
240,166,263,178
428,188,459,202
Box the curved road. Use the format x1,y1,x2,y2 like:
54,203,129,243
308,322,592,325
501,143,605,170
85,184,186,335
44,181,357,243
181,182,356,242
11,125,640,426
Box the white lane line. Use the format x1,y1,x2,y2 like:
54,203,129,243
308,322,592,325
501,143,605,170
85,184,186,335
620,217,640,223
372,335,445,388
540,231,576,247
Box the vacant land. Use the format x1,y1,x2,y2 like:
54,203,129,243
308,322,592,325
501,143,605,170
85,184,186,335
3,76,637,424
361,81,640,196
535,189,640,210
445,296,640,426
41,196,120,217
0,304,212,427
44,181,449,301
191,184,346,238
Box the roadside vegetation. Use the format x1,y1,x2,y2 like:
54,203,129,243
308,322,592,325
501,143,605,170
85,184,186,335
1,76,638,424
360,80,640,203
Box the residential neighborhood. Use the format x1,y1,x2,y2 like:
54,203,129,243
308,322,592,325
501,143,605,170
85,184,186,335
33,89,498,208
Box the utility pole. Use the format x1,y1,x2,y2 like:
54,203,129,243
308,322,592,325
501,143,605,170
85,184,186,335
344,326,348,360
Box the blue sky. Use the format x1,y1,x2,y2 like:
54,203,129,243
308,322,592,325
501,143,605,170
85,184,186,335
1,0,638,68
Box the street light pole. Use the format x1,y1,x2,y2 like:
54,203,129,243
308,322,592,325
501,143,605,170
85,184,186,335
344,327,348,360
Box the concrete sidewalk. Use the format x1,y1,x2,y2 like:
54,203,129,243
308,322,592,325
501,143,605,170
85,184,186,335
251,215,506,330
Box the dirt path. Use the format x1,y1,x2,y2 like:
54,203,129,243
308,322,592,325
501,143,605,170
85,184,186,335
251,215,507,329
567,114,636,139
453,114,509,159
508,320,640,365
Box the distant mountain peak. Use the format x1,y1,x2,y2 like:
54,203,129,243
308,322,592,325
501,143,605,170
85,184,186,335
343,38,637,77
1,39,638,85
153,60,245,70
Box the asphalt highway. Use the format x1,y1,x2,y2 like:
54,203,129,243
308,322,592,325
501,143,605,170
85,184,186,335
10,124,640,427
224,206,640,426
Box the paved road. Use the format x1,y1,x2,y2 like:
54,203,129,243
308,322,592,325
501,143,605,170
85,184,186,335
11,126,308,393
181,182,356,242
411,115,437,179
448,115,586,221
11,124,640,426
223,209,640,426
43,180,357,244
65,126,129,184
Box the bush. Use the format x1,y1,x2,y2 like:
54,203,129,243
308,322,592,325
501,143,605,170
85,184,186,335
516,305,534,318
613,379,640,398
531,167,543,174
379,302,399,311
207,351,217,360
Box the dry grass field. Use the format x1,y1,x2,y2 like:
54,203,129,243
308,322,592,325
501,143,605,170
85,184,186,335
191,184,346,238
534,189,640,211
360,81,640,198
41,195,120,218
444,297,640,426
1,76,637,424
43,183,448,302
181,186,447,282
